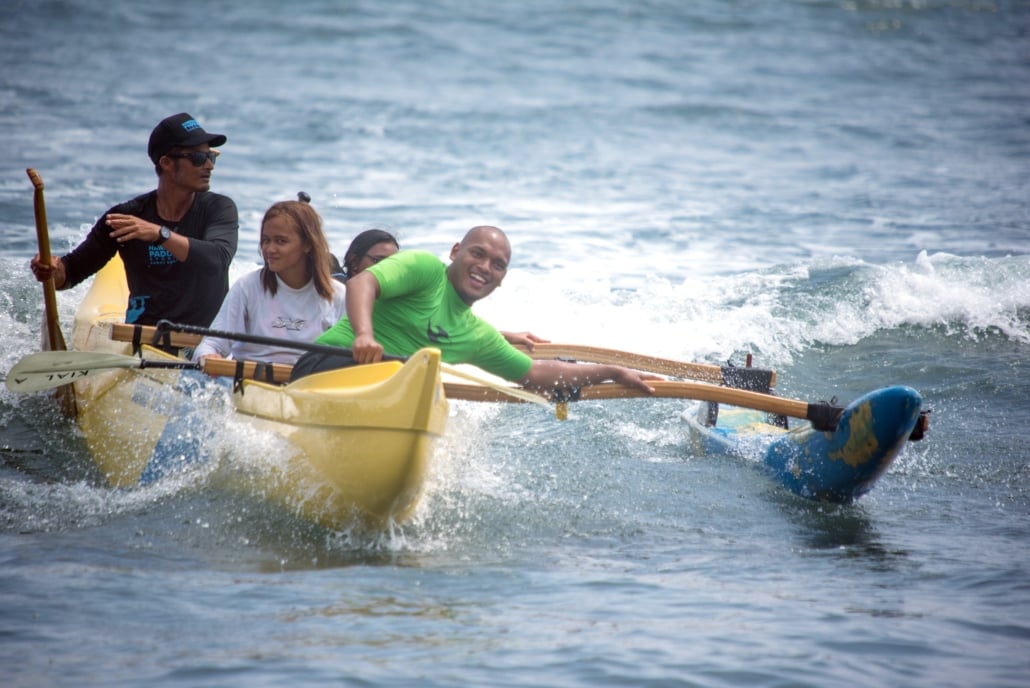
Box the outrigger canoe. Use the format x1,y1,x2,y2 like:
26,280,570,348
64,256,448,528
12,170,926,525
12,260,928,519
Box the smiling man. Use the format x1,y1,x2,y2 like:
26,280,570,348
29,112,238,327
295,225,658,396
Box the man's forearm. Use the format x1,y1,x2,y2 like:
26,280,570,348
344,271,380,336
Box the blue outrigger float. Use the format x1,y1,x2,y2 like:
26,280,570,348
684,385,927,503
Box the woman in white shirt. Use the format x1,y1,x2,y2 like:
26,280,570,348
193,200,345,364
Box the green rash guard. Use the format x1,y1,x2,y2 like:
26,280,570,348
316,250,533,382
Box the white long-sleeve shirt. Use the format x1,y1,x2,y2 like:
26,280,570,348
193,270,346,364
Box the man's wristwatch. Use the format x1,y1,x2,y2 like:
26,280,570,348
154,226,172,246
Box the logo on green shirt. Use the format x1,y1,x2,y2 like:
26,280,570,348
426,322,449,343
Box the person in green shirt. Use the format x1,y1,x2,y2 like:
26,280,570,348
330,227,549,351
291,225,659,396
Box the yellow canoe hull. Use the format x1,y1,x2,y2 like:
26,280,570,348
231,350,447,527
69,256,448,528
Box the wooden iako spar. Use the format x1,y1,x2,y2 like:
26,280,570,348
512,343,775,387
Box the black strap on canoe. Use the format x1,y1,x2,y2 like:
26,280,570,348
703,401,719,427
254,362,276,383
232,360,246,394
229,360,283,394
130,324,144,355
150,326,173,352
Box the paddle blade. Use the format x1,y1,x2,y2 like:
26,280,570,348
5,351,141,393
440,363,551,407
36,310,78,415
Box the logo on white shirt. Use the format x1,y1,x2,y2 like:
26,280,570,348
271,317,307,332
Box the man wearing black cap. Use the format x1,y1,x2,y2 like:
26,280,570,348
29,112,238,327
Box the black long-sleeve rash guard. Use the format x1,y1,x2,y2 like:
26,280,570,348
61,190,239,327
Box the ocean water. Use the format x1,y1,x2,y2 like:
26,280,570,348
1,1,1029,686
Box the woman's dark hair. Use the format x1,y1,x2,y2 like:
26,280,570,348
342,229,399,279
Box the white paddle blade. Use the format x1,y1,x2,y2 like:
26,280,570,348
440,363,550,407
5,351,141,393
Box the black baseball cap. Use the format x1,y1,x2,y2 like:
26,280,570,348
147,113,227,164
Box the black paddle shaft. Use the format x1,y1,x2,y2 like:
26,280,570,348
153,320,406,362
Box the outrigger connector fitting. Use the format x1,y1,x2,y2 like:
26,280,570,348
551,387,581,421
806,402,845,432
909,409,931,441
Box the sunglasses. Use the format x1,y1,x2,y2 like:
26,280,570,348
166,150,219,167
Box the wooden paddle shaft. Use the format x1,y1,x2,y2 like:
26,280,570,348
27,169,63,352
27,168,77,417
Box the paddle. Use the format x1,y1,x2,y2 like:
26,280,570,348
5,351,200,393
151,319,406,361
27,168,77,416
